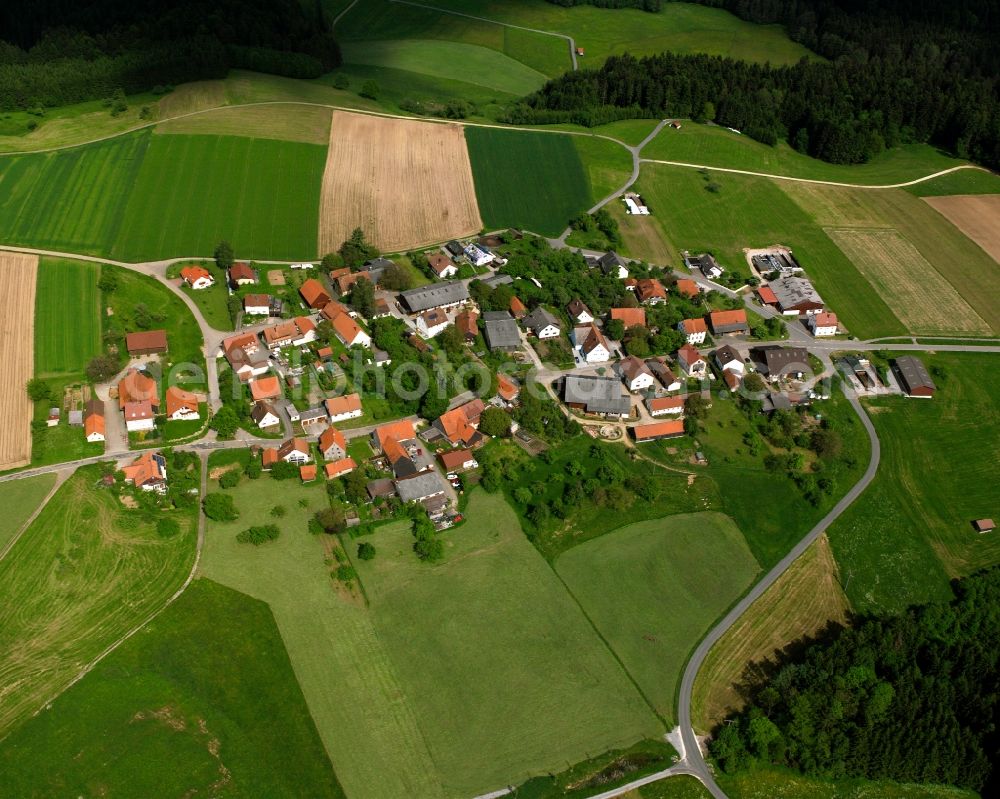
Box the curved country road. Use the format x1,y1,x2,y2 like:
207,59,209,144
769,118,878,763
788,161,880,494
676,392,881,797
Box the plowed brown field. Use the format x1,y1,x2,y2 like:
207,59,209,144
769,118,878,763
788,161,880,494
924,194,1000,265
318,112,482,253
0,252,38,470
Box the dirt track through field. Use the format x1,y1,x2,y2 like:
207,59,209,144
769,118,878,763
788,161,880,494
825,227,991,336
924,194,1000,265
0,253,37,470
318,111,482,254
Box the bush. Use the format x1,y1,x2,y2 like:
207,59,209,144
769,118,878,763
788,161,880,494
203,492,238,521
316,506,346,534
156,516,181,538
336,563,357,582
270,505,286,518
236,524,280,545
25,378,51,403
357,541,376,560
359,79,379,99
219,469,240,489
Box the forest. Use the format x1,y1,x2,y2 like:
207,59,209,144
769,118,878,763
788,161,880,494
710,567,1000,796
0,0,340,111
511,0,1000,169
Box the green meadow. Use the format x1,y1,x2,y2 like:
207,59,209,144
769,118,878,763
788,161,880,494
34,257,100,377
466,127,592,235
0,579,344,798
631,163,908,339
828,353,1000,614
114,134,326,261
0,131,149,254
0,473,56,551
556,512,760,724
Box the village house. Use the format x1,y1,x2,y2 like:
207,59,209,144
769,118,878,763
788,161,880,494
84,398,105,443
566,298,594,325
299,407,328,432
125,329,168,357
480,273,513,289
756,285,778,307
262,316,317,350
496,374,520,406
610,307,646,330
676,344,707,377
229,262,257,287
438,448,477,473
180,265,214,290
894,355,936,398
320,299,352,322
165,386,201,421
635,278,667,305
428,253,458,279
509,295,528,320
708,309,750,336
685,253,724,280
597,251,629,279
222,332,270,381
646,357,681,391
483,311,521,352
299,278,332,309
464,243,493,267
243,293,271,316
646,395,685,416
118,368,159,410
123,400,155,431
674,278,700,299
372,297,392,319
809,312,839,337
455,309,479,342
618,355,656,392
277,437,312,464
250,401,280,429
121,451,168,492
325,393,363,423
399,282,469,314
755,346,810,382
522,307,561,339
769,276,825,316
371,419,422,478
300,464,318,482
435,398,485,447
632,420,685,442
417,308,450,338
325,458,356,480
714,344,745,376
573,324,611,363
250,375,282,402
395,471,448,505
562,374,631,418
678,318,707,345
319,426,347,461
334,270,373,296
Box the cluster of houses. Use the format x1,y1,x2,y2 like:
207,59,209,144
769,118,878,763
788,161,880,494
116,367,204,433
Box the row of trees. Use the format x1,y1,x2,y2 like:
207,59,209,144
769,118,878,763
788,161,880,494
712,566,1000,795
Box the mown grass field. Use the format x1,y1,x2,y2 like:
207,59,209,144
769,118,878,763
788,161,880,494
642,123,965,184
0,473,56,550
640,776,714,798
574,134,635,205
33,258,100,377
780,182,999,335
336,0,570,78
0,465,197,736
717,767,978,799
156,103,333,145
202,480,662,799
0,131,149,254
341,39,548,96
632,163,907,339
416,0,816,67
906,168,1000,196
0,579,344,798
466,127,594,236
556,512,760,725
828,353,1000,615
692,535,850,733
113,134,326,261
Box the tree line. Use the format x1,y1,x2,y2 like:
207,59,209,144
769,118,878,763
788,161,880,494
545,0,662,10
506,1,1000,169
0,0,341,111
712,566,1000,795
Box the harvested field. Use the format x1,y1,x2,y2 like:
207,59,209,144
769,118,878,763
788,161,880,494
318,111,482,253
924,194,1000,265
0,252,38,470
691,535,850,733
824,227,990,336
156,103,333,145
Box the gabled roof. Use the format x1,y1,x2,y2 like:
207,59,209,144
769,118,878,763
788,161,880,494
522,306,560,333
563,374,630,416
300,464,317,482
118,369,158,409
439,448,475,470
437,407,478,445
497,374,520,402
633,420,685,441
677,343,705,367
674,278,699,298
708,309,748,330
598,251,626,273
769,276,823,310
121,451,166,486
299,278,331,308
715,344,742,365
166,385,200,416
483,313,521,349
812,312,838,327
610,307,646,328
250,375,281,401
123,400,155,421
277,437,310,460
331,311,367,345
399,281,469,313
325,393,362,417
223,331,259,356
84,411,105,437
619,355,653,384
374,419,416,451
635,278,667,302
757,286,778,304
250,401,277,424
680,318,707,334
125,329,167,353
229,262,256,282
455,309,479,338
320,299,351,321
243,293,271,308
325,458,357,479
759,346,809,376
567,298,592,319
319,426,347,454
180,265,212,284
509,296,528,318
645,357,678,385
647,395,685,412
395,471,447,503
894,355,936,393
579,324,610,356
427,253,455,276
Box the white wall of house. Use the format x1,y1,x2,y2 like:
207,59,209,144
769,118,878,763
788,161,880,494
126,417,155,432
536,324,560,339
626,373,655,392
328,408,363,423
584,344,610,363
86,431,105,442
169,408,200,421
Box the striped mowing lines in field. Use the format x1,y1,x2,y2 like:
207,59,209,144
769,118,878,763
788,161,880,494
34,258,101,377
465,127,591,236
113,134,327,261
0,132,150,254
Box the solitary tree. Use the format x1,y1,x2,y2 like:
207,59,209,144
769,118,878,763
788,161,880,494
203,492,238,521
214,240,235,271
25,378,50,403
357,541,376,560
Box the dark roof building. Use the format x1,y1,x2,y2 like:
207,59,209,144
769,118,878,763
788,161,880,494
395,471,448,503
894,356,936,398
399,281,469,313
482,311,521,351
562,375,631,417
756,346,810,379
769,276,824,314
480,273,513,288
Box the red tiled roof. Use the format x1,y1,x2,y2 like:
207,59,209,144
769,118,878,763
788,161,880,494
648,395,685,412
610,307,646,328
250,375,281,401
118,369,158,409
319,426,347,454
262,448,278,467
85,412,105,437
300,278,331,308
324,458,357,479
331,312,366,346
181,265,212,284
320,299,351,321
121,450,165,486
633,420,685,441
509,296,527,318
325,393,362,417
428,254,455,275
675,279,699,298
230,262,256,282
374,419,416,451
125,329,167,353
439,448,474,470
709,309,748,327
497,374,520,402
677,344,704,367
757,286,778,304
681,318,707,334
300,464,317,482
456,310,478,338
635,278,667,302
437,407,478,445
812,312,838,327
165,385,200,417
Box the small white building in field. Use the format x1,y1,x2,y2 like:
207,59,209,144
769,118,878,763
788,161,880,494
290,262,315,270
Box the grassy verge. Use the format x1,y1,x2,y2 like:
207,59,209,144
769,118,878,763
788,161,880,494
0,579,345,798
716,767,978,799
